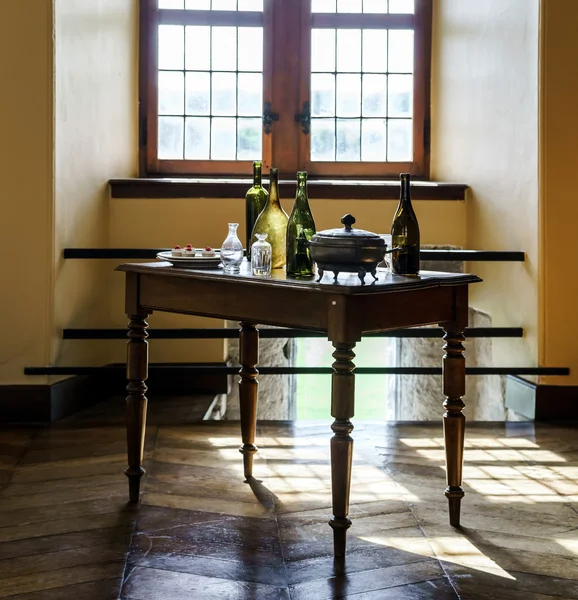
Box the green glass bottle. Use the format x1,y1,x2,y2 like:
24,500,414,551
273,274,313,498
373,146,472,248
391,173,420,275
251,168,288,269
244,161,268,260
286,171,316,278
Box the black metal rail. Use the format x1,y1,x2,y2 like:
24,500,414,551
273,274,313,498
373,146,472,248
24,365,569,376
62,327,524,340
63,248,526,261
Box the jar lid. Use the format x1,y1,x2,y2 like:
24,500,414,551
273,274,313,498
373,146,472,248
311,214,384,246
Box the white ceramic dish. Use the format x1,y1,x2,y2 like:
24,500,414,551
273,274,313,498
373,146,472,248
156,251,222,269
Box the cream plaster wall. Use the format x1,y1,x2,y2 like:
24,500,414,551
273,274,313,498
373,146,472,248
0,1,54,385
53,0,138,372
431,0,540,374
540,0,578,385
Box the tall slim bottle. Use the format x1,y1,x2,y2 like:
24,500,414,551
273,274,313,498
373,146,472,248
286,171,316,278
251,168,289,269
244,161,268,260
391,173,420,275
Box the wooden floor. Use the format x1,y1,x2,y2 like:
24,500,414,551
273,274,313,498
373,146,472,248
1,396,578,599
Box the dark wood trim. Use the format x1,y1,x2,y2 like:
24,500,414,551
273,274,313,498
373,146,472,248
109,177,468,199
506,375,578,421
63,248,523,261
6,362,228,423
62,326,525,340
24,365,570,377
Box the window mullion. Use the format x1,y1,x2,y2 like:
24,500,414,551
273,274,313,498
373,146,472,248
270,0,303,178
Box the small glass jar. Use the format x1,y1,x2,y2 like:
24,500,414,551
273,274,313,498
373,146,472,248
251,233,272,277
220,222,244,274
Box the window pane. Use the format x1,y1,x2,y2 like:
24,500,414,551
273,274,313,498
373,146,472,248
212,27,237,71
238,73,262,116
212,72,237,116
336,119,361,161
311,74,336,117
362,74,386,117
362,0,386,12
389,0,414,13
211,117,237,159
237,0,263,10
159,71,184,115
387,118,412,161
337,29,361,72
238,27,263,72
362,30,387,73
312,29,336,72
311,119,336,161
185,117,210,159
211,0,237,9
185,26,210,71
336,74,361,117
186,72,210,115
159,117,184,159
184,0,210,8
388,30,414,73
312,0,337,12
237,118,262,159
362,119,387,161
337,0,362,12
159,0,184,8
159,25,184,70
388,74,412,117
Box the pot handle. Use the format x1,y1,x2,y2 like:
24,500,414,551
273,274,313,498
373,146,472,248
341,214,356,232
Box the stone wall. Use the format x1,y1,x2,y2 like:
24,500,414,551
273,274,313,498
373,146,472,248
222,321,296,421
395,247,506,421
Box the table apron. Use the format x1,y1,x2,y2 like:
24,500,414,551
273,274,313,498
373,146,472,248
138,273,330,331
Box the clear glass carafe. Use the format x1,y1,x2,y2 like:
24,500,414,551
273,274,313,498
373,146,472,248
251,233,272,277
220,222,244,273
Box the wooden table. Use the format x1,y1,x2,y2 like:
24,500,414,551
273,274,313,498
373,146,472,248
117,261,481,558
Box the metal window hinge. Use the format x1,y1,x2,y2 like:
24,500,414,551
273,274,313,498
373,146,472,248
263,102,279,134
295,102,311,135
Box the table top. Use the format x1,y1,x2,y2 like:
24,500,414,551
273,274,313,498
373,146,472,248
116,261,482,296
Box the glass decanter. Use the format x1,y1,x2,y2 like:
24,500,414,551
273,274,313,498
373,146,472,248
251,168,289,269
251,233,272,277
220,222,244,274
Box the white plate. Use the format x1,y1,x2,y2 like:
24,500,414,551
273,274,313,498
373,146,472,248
156,251,222,269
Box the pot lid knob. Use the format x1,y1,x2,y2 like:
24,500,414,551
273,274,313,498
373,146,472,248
341,214,356,232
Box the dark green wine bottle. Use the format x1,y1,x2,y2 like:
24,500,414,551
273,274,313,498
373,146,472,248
286,171,316,278
244,161,268,260
391,173,420,275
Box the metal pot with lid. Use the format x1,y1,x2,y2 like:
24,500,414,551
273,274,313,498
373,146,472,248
309,214,387,284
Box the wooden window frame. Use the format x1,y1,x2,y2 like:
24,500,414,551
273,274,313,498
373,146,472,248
139,0,432,180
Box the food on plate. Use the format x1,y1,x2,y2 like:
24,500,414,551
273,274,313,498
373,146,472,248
171,245,184,257
183,244,195,256
202,246,216,257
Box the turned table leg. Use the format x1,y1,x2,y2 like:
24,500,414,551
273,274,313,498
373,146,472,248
125,313,149,503
328,342,356,558
239,322,259,480
442,325,466,527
